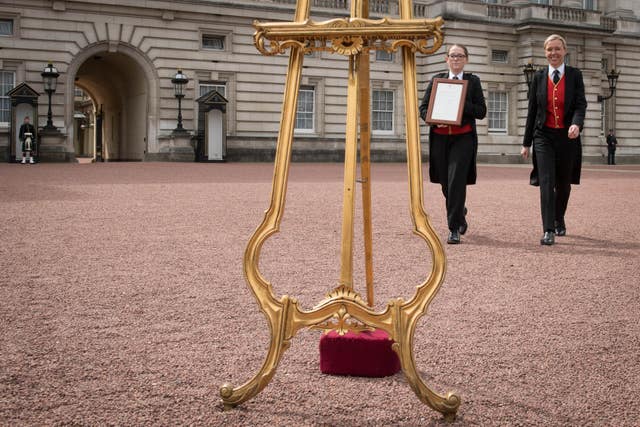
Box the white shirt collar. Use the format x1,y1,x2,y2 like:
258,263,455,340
549,63,565,77
449,72,463,80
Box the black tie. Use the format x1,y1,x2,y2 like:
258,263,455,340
453,76,459,80
553,70,560,84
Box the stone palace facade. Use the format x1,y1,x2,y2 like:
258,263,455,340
0,0,638,163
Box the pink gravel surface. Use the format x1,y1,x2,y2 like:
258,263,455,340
1,161,639,426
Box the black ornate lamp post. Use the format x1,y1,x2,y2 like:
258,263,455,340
41,62,60,131
597,69,620,102
171,69,189,133
522,62,537,99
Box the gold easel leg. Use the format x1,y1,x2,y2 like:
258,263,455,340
395,0,460,420
392,315,460,420
338,54,360,289
220,299,294,409
220,0,310,409
357,1,374,308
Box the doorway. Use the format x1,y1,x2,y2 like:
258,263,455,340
72,50,149,161
72,88,96,160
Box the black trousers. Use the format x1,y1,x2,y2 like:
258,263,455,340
431,132,474,231
533,127,576,232
607,150,616,165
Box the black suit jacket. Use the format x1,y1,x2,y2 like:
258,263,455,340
19,123,36,141
419,72,487,184
523,66,587,185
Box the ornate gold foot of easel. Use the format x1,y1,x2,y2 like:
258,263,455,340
220,0,459,420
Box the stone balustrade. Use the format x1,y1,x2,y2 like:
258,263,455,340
264,0,617,34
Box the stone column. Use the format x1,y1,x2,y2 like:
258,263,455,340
603,0,637,18
153,132,195,161
38,129,74,162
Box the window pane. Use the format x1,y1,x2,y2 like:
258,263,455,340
0,71,15,123
0,19,12,36
0,98,10,123
372,89,394,132
200,83,226,98
488,91,507,133
491,49,508,63
202,35,224,50
376,50,393,62
295,87,314,130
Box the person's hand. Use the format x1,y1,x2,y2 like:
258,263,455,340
568,124,580,139
521,146,530,160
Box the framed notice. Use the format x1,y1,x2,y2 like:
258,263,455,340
425,78,468,126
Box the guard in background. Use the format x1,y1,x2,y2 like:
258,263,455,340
606,129,617,165
19,116,37,164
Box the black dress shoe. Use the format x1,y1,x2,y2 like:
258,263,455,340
554,220,566,236
459,222,468,235
540,231,555,246
459,207,468,235
447,230,460,244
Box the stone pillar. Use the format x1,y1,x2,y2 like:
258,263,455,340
38,130,74,162
603,0,637,18
153,132,195,161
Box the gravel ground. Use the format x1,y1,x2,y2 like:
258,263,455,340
1,161,639,426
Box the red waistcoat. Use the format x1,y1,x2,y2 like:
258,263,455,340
544,75,565,129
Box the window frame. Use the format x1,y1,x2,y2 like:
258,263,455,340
375,49,394,63
199,82,227,98
0,18,13,36
487,90,508,134
491,49,509,64
0,70,16,125
295,85,315,133
201,33,226,51
371,88,395,135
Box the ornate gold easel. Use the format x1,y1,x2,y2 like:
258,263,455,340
220,0,460,420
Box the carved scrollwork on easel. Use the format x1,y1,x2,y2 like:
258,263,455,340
254,16,444,56
320,284,367,306
311,304,375,336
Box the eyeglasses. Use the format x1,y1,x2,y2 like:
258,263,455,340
448,54,467,59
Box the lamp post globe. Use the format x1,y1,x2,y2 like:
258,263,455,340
171,69,189,133
41,62,60,131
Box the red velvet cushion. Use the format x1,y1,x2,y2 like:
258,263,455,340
319,329,401,377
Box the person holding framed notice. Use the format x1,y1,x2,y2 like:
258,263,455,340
419,44,486,244
521,34,587,246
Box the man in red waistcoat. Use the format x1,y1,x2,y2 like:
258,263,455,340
521,34,587,246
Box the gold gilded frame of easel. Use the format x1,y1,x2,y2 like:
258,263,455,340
220,0,459,420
